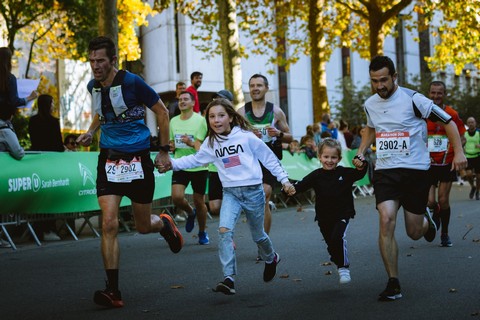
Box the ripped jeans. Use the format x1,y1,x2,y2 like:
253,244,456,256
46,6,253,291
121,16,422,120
218,184,275,278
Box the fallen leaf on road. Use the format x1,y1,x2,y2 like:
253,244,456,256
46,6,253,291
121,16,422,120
280,274,289,278
322,262,332,266
449,288,457,293
171,285,184,289
292,278,302,282
325,271,332,275
297,206,303,212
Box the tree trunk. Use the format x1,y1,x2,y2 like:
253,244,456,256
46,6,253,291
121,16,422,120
98,0,119,59
418,12,432,85
217,0,244,109
309,0,329,123
369,17,384,58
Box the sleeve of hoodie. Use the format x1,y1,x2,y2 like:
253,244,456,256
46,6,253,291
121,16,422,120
1,125,25,160
252,134,289,184
171,139,214,171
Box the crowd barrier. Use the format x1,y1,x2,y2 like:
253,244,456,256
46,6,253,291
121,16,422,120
0,149,371,249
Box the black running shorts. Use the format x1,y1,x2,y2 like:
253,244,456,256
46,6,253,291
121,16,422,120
373,168,430,215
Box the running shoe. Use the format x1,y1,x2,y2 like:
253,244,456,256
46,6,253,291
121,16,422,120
185,209,196,233
212,278,235,295
469,187,475,199
159,214,183,253
423,208,437,242
440,233,452,247
378,277,402,301
198,231,210,245
338,267,351,284
263,252,280,282
93,285,124,308
174,214,186,222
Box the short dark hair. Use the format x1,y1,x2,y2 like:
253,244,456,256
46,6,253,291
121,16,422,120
179,91,195,101
190,71,203,80
369,56,396,76
88,36,116,62
249,74,269,87
176,81,186,89
37,94,54,117
429,80,446,92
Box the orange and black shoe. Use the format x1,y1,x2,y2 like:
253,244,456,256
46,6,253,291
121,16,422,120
93,286,124,308
160,213,184,253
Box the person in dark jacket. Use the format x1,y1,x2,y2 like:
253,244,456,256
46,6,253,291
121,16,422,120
290,138,367,285
28,94,64,152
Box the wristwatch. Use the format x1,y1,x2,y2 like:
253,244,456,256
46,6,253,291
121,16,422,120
158,144,170,152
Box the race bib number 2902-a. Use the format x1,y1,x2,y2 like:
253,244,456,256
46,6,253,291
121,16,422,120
105,157,144,183
376,132,410,159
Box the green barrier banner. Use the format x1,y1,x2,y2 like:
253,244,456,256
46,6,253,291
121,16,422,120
280,151,321,181
1,152,172,214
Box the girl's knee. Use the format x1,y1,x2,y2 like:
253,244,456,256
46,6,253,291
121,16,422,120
219,227,231,234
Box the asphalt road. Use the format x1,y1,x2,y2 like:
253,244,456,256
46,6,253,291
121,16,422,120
1,184,479,320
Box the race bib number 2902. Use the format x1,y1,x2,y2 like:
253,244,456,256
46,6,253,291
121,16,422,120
376,132,410,159
105,157,144,183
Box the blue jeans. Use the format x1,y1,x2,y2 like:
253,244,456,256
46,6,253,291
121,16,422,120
218,184,275,278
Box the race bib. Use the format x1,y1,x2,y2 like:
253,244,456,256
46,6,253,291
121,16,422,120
174,133,194,149
253,124,273,143
428,135,448,152
376,132,410,158
105,157,144,183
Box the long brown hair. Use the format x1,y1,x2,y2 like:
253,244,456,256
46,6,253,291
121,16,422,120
0,47,13,94
205,98,253,148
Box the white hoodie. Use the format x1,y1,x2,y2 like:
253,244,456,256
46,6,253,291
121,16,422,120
171,126,289,187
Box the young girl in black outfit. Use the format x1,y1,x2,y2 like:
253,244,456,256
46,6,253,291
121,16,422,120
291,138,367,284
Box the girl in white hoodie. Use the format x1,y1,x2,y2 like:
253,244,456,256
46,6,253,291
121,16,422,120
158,98,295,295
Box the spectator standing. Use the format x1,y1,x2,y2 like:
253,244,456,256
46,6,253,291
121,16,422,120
291,138,367,284
169,91,209,244
28,94,64,241
426,81,466,247
321,113,338,139
76,36,183,308
237,74,292,238
0,47,37,111
353,56,466,302
167,81,186,119
29,94,64,152
464,116,480,200
185,71,202,113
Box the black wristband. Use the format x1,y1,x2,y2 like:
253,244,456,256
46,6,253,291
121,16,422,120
278,132,284,139
158,144,170,152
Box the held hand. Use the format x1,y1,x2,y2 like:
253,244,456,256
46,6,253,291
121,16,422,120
76,132,93,147
352,154,366,169
282,182,296,196
27,90,38,102
252,129,262,138
155,152,172,172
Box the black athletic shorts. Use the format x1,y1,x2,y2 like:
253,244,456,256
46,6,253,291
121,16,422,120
467,156,480,171
428,165,458,186
96,148,154,204
208,171,223,201
260,163,277,188
171,170,208,194
373,168,429,215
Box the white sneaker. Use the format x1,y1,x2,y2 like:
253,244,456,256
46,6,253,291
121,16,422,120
174,214,186,222
338,267,351,284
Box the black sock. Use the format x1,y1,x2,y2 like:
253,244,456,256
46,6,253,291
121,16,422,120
440,208,451,234
106,269,119,291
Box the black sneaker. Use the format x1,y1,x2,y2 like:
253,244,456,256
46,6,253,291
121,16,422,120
431,203,441,231
263,252,280,282
159,214,184,253
212,278,235,295
423,208,437,242
93,286,124,308
469,187,475,199
378,278,402,301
